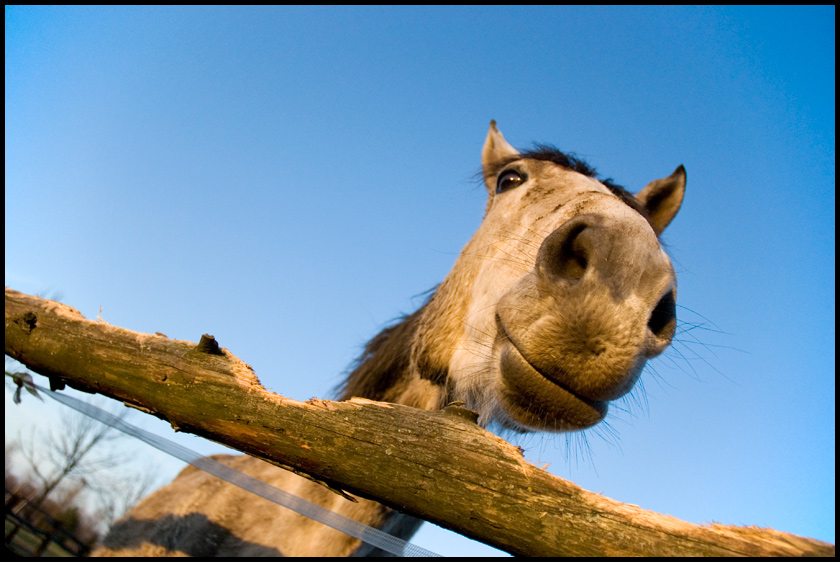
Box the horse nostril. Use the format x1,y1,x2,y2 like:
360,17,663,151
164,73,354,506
558,224,589,282
540,221,591,282
648,288,676,341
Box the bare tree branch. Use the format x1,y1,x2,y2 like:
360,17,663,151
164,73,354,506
5,287,834,556
13,392,126,509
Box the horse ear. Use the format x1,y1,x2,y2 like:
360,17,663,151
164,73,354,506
482,120,519,193
636,165,686,236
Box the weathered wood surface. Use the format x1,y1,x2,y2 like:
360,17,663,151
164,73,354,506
5,287,834,556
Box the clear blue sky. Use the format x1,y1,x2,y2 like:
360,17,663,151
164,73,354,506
5,6,834,554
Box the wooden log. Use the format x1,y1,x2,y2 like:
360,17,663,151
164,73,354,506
5,287,834,556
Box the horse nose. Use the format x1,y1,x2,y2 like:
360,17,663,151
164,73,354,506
536,213,677,351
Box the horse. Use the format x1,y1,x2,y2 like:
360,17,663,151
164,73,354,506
94,121,686,556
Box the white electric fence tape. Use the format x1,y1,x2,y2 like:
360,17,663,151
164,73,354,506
36,383,441,557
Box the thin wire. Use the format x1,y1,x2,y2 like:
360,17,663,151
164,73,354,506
36,383,441,557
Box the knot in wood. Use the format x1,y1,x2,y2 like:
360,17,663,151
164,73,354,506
15,311,37,334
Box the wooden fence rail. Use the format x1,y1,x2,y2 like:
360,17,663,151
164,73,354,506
5,287,834,556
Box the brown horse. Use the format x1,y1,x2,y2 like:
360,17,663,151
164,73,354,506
94,122,686,556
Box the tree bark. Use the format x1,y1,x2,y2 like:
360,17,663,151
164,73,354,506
5,287,834,556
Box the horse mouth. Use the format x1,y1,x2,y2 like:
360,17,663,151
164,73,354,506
497,319,608,431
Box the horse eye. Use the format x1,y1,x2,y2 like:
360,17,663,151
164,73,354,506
497,170,525,193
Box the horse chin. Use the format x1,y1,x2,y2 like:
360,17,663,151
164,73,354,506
497,342,608,431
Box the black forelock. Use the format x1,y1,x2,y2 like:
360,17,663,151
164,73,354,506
520,144,600,179
514,144,650,220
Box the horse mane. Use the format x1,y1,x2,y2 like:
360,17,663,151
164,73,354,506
334,307,425,402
